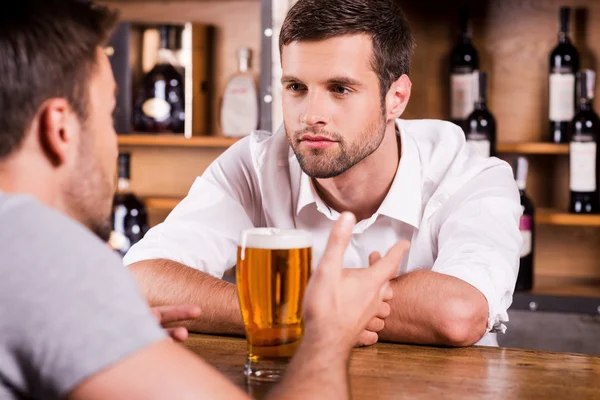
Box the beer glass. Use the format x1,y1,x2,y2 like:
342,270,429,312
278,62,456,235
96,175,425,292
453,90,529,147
236,228,312,381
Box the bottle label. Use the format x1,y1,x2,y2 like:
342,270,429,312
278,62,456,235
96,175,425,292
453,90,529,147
451,72,476,120
519,215,532,258
549,73,575,122
142,98,171,122
467,138,491,157
570,141,597,192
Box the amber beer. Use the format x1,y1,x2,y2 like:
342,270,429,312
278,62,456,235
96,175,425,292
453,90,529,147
237,228,312,381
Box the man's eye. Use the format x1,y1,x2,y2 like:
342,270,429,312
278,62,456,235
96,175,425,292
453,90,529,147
332,86,349,95
287,83,304,92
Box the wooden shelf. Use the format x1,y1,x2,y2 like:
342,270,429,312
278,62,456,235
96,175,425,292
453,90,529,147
497,142,569,155
536,209,600,227
144,197,182,210
118,134,239,148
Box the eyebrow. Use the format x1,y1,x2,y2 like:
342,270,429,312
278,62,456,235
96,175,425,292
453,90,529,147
281,75,364,87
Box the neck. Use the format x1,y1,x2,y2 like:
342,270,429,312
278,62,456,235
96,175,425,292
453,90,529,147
475,100,486,110
312,121,400,222
559,32,570,44
0,152,62,213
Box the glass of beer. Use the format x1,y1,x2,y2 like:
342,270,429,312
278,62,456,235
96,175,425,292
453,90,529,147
236,228,312,382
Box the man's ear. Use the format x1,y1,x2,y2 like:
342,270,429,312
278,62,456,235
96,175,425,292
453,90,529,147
36,98,77,167
385,75,412,121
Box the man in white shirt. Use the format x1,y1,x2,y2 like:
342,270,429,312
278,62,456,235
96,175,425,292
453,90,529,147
126,0,523,347
0,1,405,398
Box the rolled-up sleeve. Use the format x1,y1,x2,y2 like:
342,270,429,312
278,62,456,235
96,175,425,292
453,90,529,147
432,164,523,334
123,138,260,278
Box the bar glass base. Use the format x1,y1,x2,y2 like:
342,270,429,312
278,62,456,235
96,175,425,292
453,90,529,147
244,357,288,382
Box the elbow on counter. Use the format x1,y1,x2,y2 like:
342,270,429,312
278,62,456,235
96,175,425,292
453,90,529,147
437,296,489,347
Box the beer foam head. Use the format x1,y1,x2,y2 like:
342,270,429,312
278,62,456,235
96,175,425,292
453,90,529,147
239,228,312,249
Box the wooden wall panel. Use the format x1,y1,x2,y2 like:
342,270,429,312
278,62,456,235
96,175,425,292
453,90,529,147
536,226,600,279
120,145,228,197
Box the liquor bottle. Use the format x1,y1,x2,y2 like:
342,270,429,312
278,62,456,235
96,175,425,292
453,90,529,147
110,153,148,257
221,47,258,137
465,71,496,157
549,7,580,143
133,25,185,134
569,69,600,214
514,156,535,291
450,8,479,130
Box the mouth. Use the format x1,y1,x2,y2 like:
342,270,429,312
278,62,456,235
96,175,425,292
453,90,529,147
299,134,338,150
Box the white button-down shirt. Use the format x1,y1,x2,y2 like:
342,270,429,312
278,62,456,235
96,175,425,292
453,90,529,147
124,119,523,346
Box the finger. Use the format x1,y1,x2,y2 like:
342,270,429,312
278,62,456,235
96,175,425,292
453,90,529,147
152,304,201,325
166,327,189,342
371,240,410,284
380,281,394,302
368,251,381,266
318,212,356,277
375,301,391,319
355,330,379,347
365,317,385,333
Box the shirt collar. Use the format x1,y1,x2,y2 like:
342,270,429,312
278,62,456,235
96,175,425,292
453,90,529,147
296,168,334,217
294,120,422,228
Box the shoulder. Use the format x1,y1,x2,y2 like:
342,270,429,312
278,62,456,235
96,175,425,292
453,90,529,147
397,119,518,210
0,193,122,278
398,118,467,164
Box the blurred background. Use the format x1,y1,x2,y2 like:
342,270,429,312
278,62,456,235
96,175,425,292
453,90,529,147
102,0,600,355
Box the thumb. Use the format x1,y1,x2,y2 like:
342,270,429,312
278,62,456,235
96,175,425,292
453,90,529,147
317,212,356,278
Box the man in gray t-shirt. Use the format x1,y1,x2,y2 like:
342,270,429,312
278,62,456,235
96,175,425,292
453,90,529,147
0,1,409,399
0,193,166,399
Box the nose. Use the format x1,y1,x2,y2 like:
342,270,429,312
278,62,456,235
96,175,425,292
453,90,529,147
301,91,330,128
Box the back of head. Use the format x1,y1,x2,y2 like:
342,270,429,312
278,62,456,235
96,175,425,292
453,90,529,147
279,0,414,100
0,0,118,159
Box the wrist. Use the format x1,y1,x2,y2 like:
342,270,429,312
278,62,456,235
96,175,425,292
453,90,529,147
301,324,352,365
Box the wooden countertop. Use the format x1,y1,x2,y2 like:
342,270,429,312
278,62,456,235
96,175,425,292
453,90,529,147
184,334,600,399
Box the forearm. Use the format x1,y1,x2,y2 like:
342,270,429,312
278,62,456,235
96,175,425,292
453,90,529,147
268,333,350,400
129,259,244,335
379,270,488,346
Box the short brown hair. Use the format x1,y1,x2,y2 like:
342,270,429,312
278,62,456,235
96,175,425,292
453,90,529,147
280,0,415,102
0,0,118,159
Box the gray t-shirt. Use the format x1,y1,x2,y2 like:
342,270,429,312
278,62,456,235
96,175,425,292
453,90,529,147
0,193,166,399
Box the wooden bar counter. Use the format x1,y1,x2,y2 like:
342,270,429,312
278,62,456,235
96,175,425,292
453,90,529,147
185,334,600,399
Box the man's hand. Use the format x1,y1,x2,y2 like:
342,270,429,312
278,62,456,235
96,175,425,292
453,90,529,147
302,212,409,352
354,251,393,347
151,305,201,342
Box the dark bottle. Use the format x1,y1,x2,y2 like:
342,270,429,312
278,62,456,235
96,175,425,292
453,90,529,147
133,25,185,134
465,71,496,157
549,7,580,143
569,69,600,214
514,156,535,291
110,153,149,257
450,8,480,130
